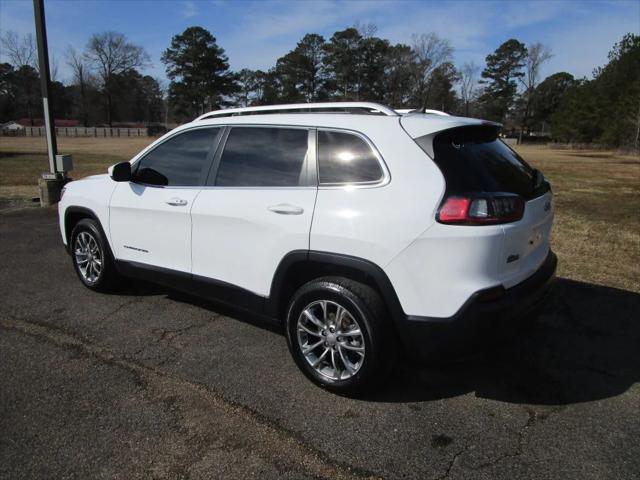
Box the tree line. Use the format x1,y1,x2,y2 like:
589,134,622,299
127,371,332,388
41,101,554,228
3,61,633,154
0,31,164,128
0,26,638,149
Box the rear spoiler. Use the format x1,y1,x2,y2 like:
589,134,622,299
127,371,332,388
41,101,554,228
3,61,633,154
409,124,503,158
400,114,502,142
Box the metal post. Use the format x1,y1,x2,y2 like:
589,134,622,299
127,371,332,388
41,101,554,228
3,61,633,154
33,0,57,174
34,0,72,206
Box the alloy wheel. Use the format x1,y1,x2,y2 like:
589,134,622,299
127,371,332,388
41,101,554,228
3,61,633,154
297,300,365,381
74,231,102,284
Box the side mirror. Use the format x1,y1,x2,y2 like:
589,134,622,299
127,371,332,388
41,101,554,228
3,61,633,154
109,162,131,182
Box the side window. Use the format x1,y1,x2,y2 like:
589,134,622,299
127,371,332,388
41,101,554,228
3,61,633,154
214,127,309,187
317,130,384,184
134,127,221,186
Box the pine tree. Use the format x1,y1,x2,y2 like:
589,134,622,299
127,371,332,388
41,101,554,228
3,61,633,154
478,39,527,123
162,26,236,120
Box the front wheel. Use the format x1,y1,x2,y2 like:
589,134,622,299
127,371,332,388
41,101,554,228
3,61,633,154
285,277,395,395
70,218,119,292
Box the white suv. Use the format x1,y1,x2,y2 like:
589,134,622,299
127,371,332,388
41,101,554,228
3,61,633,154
58,102,556,394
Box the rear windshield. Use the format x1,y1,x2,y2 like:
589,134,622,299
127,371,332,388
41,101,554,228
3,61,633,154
415,126,547,199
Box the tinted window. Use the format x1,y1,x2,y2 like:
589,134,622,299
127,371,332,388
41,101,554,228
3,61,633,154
215,127,309,187
416,126,546,199
318,130,383,184
134,128,220,186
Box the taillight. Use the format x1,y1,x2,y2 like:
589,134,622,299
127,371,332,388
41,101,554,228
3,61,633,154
437,194,524,225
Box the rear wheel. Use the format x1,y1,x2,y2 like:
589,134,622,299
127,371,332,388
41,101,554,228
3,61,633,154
70,218,119,292
285,277,395,395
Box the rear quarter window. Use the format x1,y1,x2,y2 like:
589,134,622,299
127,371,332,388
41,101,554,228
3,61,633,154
317,130,384,185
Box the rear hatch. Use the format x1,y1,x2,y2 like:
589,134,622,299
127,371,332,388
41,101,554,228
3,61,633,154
413,124,554,288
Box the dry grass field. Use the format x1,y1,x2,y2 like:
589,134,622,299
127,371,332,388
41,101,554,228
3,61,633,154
515,144,639,293
0,136,152,198
0,136,638,293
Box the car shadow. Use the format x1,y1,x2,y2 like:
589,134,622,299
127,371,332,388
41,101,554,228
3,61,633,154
165,290,285,335
369,278,640,405
120,275,639,406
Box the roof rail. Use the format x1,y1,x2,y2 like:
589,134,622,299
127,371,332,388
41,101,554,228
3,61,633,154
395,108,450,116
423,109,450,116
195,102,399,121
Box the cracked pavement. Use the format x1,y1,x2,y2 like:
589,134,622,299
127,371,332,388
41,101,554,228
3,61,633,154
1,207,639,479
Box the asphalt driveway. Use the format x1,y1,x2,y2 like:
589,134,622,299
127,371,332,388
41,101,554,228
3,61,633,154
1,207,639,479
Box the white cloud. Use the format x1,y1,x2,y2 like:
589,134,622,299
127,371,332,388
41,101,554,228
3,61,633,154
221,0,386,69
499,0,567,29
2,0,637,83
232,0,381,41
375,0,639,80
181,1,197,18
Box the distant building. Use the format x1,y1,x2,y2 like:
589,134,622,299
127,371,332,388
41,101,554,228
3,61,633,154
15,118,80,128
111,122,146,128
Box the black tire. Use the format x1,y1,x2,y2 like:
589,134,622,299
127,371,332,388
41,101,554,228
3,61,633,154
69,218,119,292
285,276,396,395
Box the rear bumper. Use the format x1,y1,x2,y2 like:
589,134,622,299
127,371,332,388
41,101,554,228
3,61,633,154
398,250,557,360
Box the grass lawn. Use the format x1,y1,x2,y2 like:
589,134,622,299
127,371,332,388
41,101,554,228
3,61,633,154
0,136,152,194
515,145,639,293
1,136,638,293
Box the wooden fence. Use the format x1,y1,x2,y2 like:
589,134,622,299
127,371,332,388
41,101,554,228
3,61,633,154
1,126,150,137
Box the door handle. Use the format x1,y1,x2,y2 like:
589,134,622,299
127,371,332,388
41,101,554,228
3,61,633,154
267,203,304,215
166,197,188,206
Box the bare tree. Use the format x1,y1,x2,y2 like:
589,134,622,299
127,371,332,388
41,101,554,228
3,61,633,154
66,47,85,83
50,55,59,83
0,31,37,70
155,77,169,127
84,31,149,126
459,61,480,116
66,46,94,126
520,43,553,93
519,42,553,142
1,31,40,123
411,33,454,109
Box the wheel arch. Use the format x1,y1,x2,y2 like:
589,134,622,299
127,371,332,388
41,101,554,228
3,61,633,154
64,206,110,254
269,250,406,328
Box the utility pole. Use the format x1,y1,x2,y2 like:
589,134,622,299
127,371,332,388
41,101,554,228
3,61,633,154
33,0,70,205
34,0,57,174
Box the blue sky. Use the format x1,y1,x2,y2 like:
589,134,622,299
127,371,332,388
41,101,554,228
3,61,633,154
1,0,638,86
